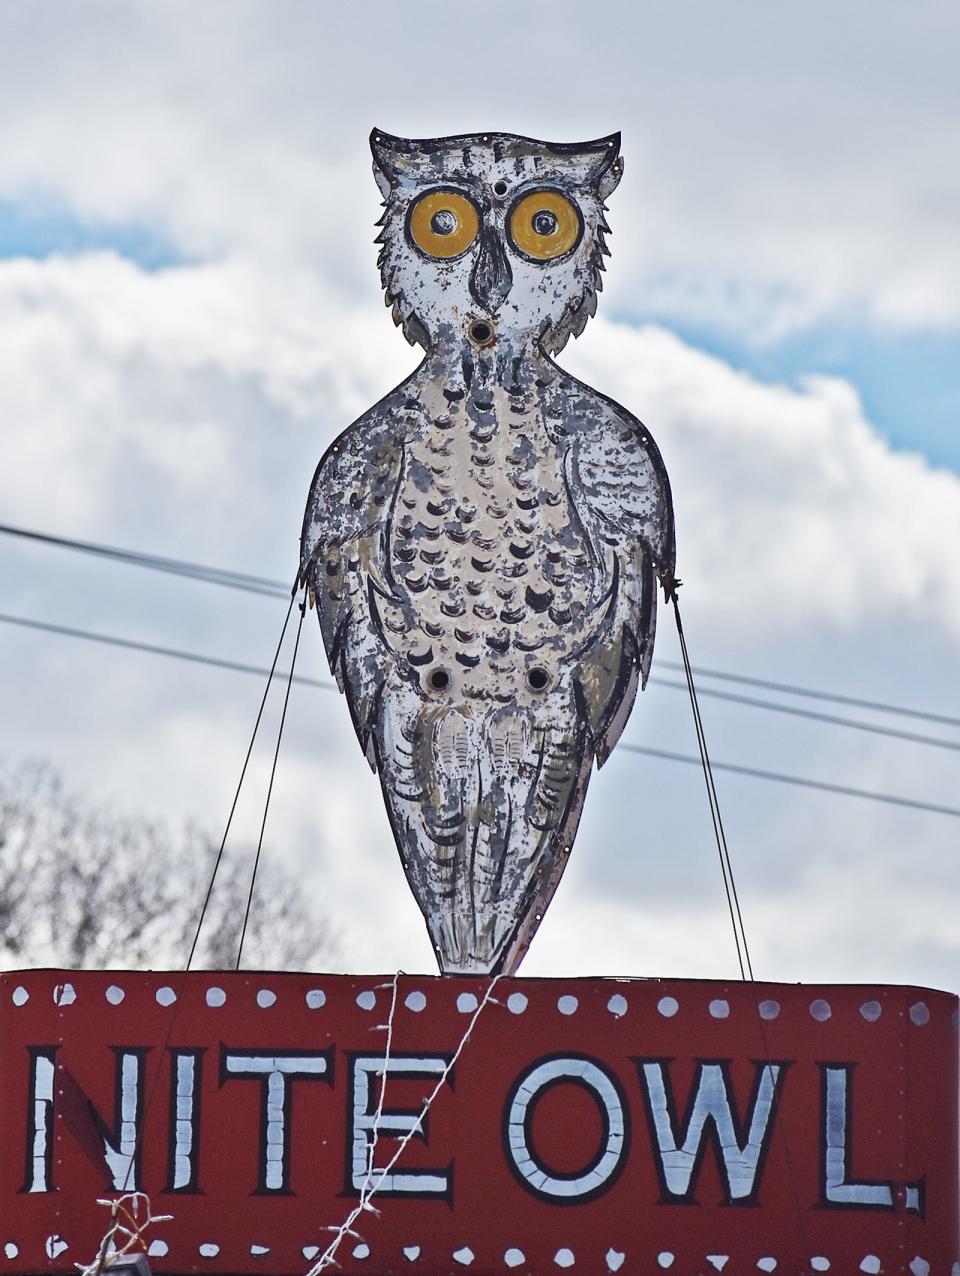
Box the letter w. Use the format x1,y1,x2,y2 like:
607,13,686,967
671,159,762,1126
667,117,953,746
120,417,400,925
636,1058,787,1204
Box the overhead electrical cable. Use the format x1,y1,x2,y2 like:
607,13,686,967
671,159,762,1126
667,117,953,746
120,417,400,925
618,744,960,819
3,604,959,755
3,518,959,731
648,676,960,753
656,659,960,730
2,608,959,821
0,611,329,690
0,520,288,599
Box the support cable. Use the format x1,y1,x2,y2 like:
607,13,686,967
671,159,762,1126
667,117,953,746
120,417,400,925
119,584,300,1197
235,598,305,970
672,593,752,981
670,590,811,1267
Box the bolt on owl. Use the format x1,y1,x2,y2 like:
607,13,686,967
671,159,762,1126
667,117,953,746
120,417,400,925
300,130,675,976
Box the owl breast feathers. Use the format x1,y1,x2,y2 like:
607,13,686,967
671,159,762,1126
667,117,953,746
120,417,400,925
300,130,674,975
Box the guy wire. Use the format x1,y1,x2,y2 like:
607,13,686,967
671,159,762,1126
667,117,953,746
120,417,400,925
119,582,300,1196
235,597,306,970
672,594,752,981
671,592,812,1263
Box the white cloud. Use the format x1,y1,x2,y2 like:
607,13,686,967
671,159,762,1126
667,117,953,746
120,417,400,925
566,321,960,641
0,2,958,336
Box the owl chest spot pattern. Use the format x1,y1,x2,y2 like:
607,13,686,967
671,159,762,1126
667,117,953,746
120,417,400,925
387,383,594,699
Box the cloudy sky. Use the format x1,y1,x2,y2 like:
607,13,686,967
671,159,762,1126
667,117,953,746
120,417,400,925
0,1,957,991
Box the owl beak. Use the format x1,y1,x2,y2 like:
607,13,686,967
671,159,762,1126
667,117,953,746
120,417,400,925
469,223,513,314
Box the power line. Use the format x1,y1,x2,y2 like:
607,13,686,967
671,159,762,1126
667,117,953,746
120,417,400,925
648,676,960,754
657,659,960,731
2,608,958,822
1,512,960,734
3,518,959,733
0,521,288,599
619,744,960,820
0,611,329,691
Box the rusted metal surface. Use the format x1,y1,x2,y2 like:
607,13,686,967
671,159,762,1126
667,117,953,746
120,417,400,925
300,131,675,975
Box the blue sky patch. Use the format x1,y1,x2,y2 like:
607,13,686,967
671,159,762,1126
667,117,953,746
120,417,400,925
620,310,960,477
0,198,186,271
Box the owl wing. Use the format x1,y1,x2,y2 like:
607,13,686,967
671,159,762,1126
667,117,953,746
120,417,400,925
567,395,675,767
299,404,406,768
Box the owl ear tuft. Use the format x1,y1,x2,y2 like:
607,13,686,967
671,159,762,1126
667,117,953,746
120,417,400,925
598,154,624,201
589,132,622,201
370,128,410,197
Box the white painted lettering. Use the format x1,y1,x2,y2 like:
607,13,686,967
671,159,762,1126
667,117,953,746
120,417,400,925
221,1049,333,1193
505,1056,628,1201
349,1055,450,1196
639,1060,783,1202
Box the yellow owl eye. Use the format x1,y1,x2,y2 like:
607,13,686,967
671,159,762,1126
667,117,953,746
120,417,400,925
408,190,480,259
509,190,582,261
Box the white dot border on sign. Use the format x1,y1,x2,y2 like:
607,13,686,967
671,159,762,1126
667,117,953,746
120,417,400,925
121,1241,907,1271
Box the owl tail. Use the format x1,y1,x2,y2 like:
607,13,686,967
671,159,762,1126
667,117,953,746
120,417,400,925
375,683,593,976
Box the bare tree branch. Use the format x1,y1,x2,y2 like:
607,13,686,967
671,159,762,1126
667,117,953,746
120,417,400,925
0,761,338,971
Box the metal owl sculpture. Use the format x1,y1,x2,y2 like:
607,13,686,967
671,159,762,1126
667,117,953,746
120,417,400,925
300,130,675,976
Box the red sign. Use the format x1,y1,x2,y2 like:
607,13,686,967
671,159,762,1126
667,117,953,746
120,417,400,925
1,971,957,1274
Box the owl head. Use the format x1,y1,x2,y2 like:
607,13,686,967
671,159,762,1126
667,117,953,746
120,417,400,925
370,129,623,357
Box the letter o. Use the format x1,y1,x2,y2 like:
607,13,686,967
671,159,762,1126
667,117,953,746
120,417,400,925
503,1055,629,1202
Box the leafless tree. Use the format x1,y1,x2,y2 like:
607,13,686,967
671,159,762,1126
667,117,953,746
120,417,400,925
0,760,337,971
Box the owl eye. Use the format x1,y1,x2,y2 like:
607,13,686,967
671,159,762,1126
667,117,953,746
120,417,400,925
509,190,582,262
408,190,480,259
